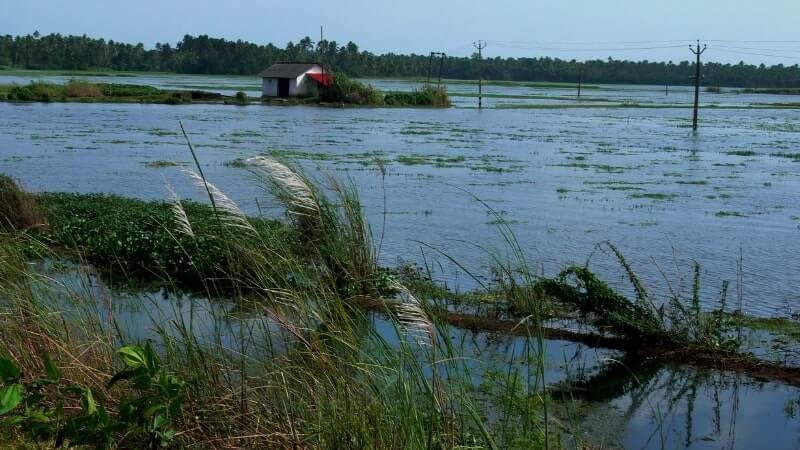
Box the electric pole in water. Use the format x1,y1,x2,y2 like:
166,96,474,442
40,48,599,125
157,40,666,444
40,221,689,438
436,52,446,89
428,52,445,87
427,52,435,86
473,40,487,109
690,40,707,131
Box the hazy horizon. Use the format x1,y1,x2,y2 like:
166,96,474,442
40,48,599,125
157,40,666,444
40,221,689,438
2,0,800,66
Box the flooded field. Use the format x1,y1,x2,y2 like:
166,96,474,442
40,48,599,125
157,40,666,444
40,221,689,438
34,259,800,449
2,74,799,319
3,71,800,448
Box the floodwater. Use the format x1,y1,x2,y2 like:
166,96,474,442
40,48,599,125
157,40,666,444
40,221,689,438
32,260,800,449
4,73,800,447
2,75,800,318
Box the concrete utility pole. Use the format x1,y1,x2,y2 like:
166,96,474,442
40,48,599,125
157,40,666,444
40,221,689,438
437,52,446,89
427,52,435,86
473,40,487,109
577,68,582,98
427,52,445,87
690,40,707,131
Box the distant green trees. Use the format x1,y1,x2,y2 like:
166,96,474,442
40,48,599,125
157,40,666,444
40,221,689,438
2,33,800,88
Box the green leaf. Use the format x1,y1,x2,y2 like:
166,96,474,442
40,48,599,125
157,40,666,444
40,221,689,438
118,346,147,369
0,384,23,415
153,413,169,429
0,357,20,383
28,411,51,423
0,414,25,426
82,389,97,416
143,404,164,418
41,352,61,382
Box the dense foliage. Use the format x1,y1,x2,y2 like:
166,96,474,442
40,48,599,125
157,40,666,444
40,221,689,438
2,32,800,87
36,193,286,287
4,80,223,104
0,346,185,448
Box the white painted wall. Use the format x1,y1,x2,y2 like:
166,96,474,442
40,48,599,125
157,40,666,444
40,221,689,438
262,78,278,97
261,64,323,97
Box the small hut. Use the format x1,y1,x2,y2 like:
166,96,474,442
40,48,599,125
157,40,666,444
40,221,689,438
258,63,332,98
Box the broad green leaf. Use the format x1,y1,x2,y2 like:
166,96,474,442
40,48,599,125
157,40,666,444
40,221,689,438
153,413,169,429
0,357,20,383
0,384,23,415
118,346,147,369
41,352,61,382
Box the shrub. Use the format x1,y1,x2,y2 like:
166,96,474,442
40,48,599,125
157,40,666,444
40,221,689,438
320,72,383,105
0,345,185,448
100,83,161,97
0,174,44,232
384,86,450,107
64,79,102,97
234,90,248,104
27,82,62,102
7,86,35,101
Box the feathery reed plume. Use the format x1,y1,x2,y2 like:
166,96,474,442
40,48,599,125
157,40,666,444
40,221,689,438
164,182,195,238
246,156,319,216
391,281,435,347
183,169,255,233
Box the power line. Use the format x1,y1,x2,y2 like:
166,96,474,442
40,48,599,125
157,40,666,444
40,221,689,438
490,39,690,45
706,39,800,44
714,48,800,61
715,45,800,54
489,42,687,52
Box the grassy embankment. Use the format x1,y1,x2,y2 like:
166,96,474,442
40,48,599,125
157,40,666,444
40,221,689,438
2,152,800,447
0,75,450,108
742,87,800,95
0,80,247,105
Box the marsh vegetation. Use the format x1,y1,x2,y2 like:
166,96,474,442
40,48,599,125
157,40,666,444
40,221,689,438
2,155,800,448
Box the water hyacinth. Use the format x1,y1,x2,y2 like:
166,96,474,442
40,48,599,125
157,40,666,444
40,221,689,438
246,156,319,216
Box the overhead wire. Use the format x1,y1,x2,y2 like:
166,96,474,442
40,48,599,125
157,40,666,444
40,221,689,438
489,42,687,52
714,48,800,61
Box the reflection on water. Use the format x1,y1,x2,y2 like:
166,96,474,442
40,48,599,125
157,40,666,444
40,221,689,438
2,98,799,317
30,261,800,449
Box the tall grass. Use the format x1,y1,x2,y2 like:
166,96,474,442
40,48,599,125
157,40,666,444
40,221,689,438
2,155,548,447
0,174,44,232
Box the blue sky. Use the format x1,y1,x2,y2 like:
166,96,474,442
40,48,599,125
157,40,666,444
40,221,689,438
3,0,799,65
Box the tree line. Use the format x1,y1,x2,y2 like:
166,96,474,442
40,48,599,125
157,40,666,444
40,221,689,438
2,32,800,88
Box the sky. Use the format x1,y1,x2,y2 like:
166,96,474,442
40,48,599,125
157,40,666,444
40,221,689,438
2,0,800,65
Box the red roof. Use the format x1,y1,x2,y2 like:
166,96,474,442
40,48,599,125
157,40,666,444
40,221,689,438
307,72,333,86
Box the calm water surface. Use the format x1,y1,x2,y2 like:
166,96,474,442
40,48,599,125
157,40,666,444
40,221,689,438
2,84,799,317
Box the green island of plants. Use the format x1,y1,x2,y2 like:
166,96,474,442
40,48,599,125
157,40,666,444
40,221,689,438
1,75,450,108
1,80,225,104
